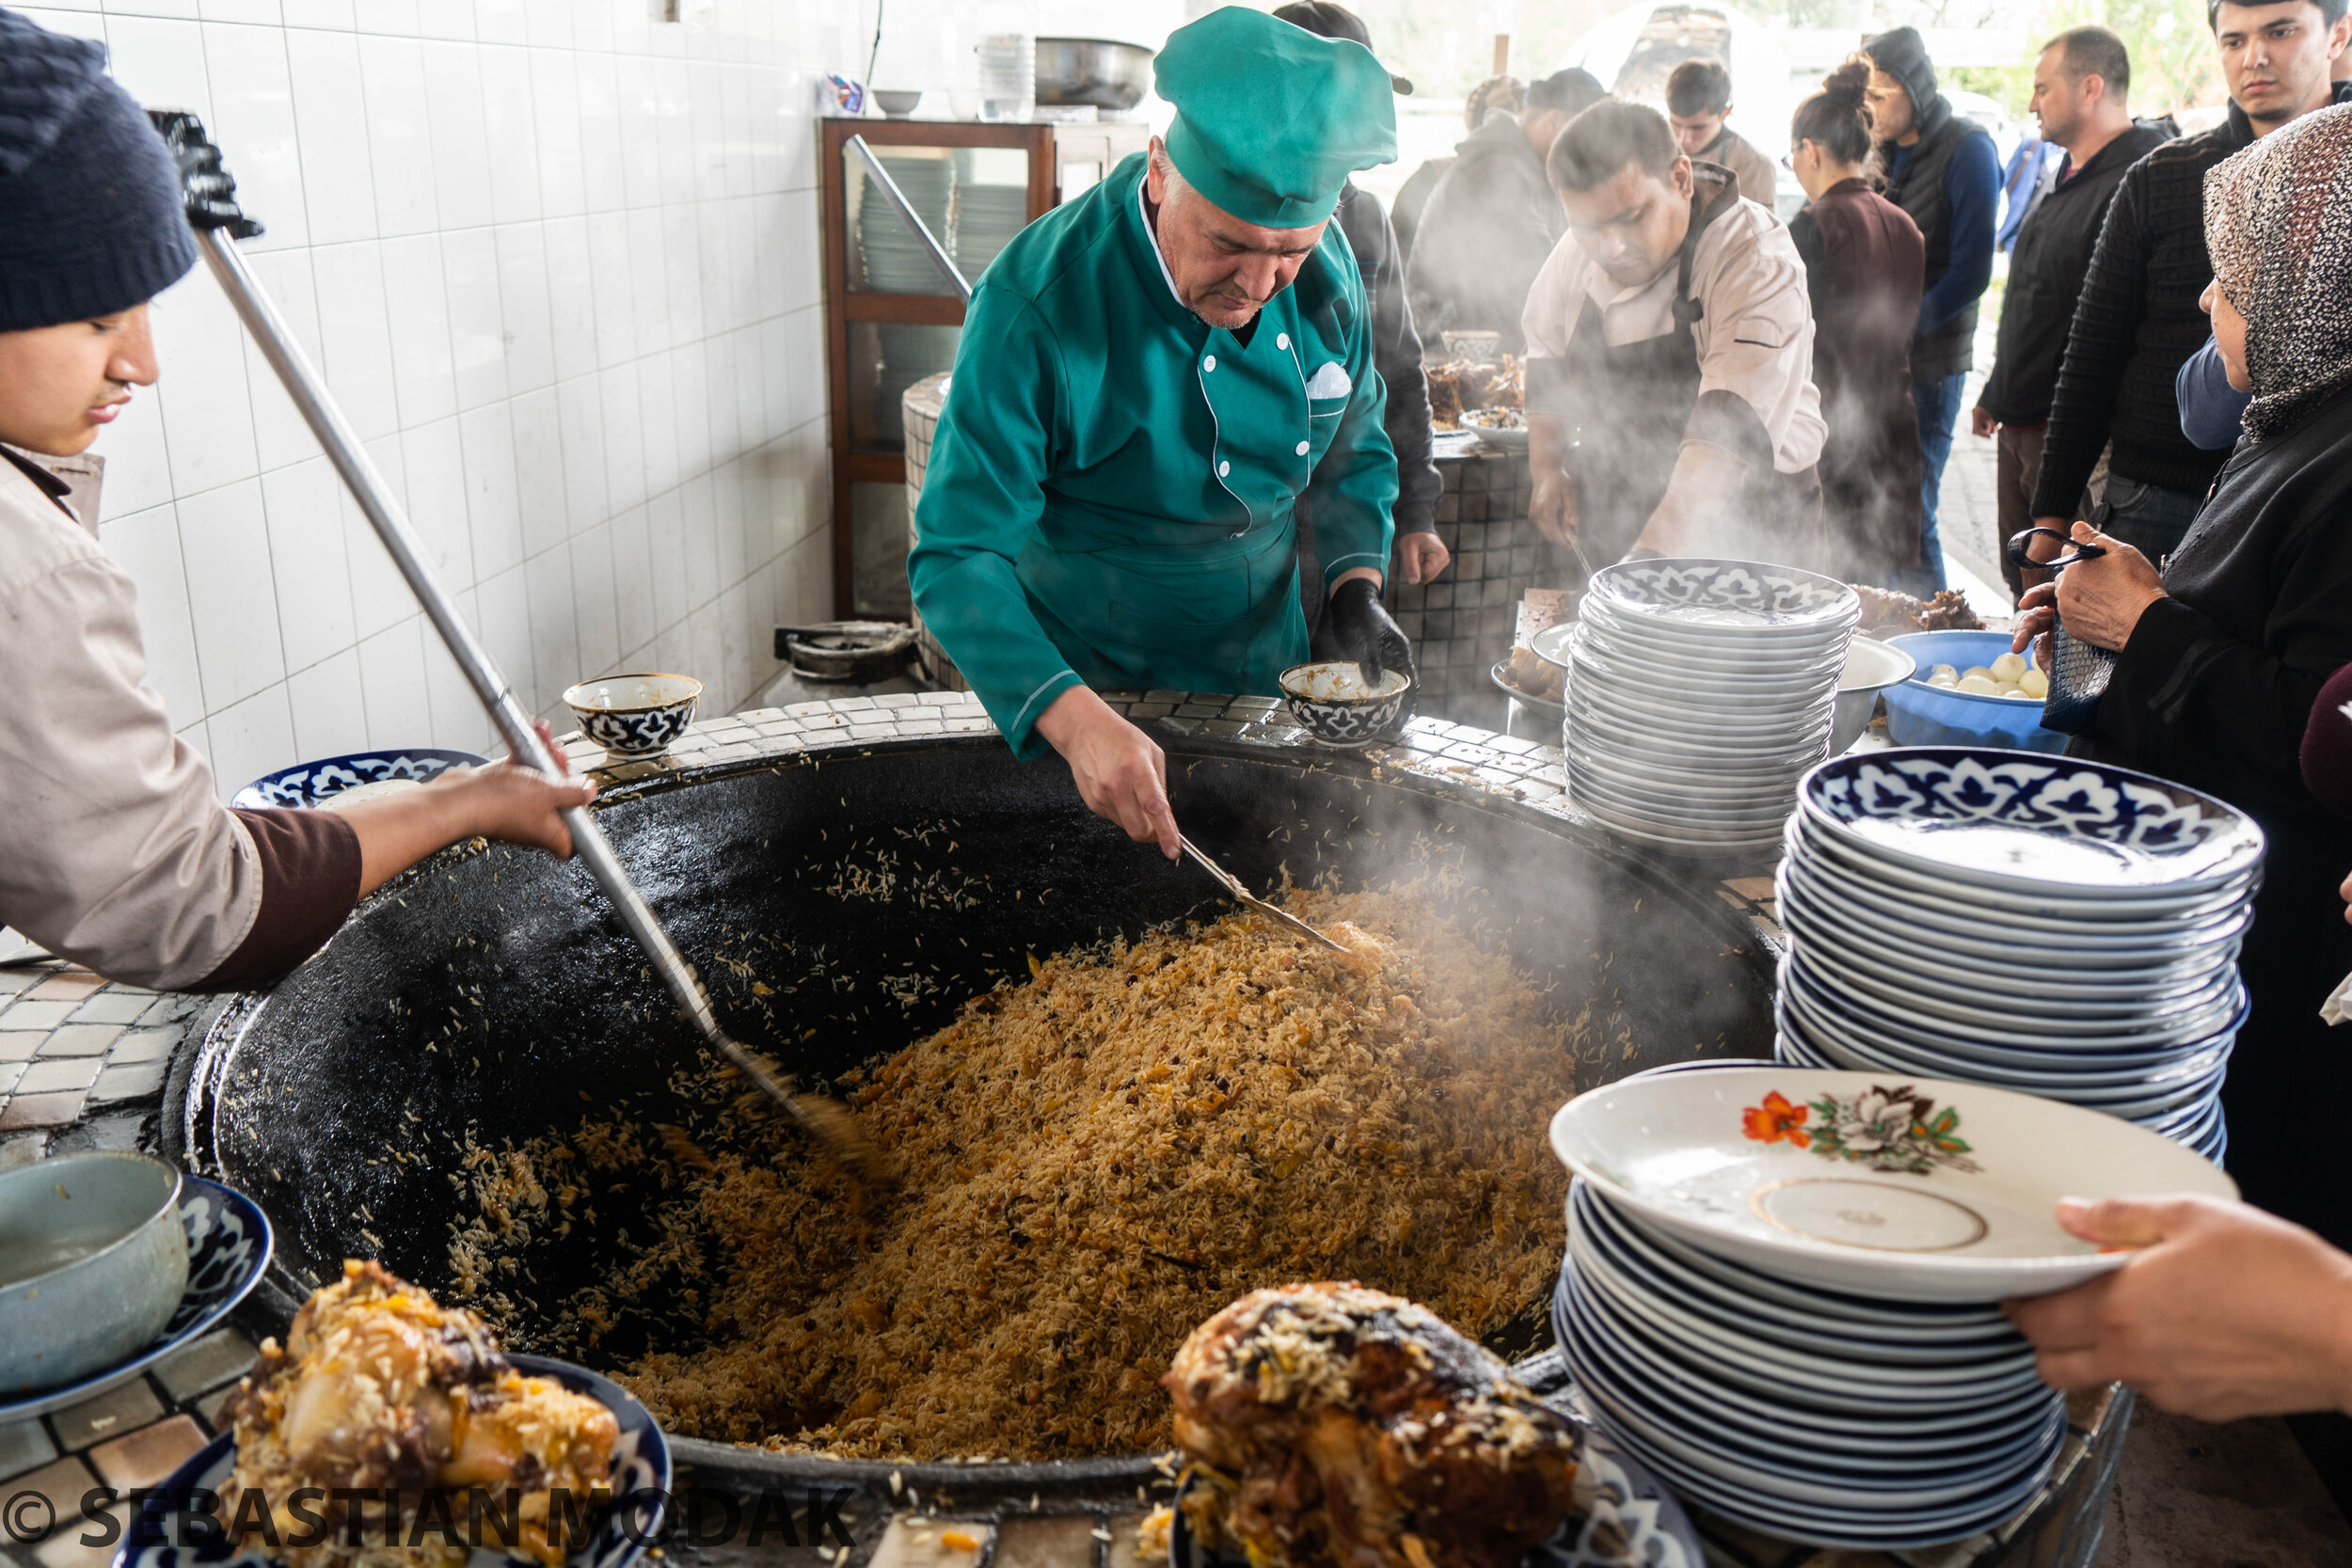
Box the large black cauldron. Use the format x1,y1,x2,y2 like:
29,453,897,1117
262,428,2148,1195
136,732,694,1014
168,734,1773,1488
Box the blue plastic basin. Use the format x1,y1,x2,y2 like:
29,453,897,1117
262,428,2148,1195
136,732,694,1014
1882,631,2067,753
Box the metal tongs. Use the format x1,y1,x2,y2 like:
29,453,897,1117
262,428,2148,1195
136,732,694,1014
159,116,891,1191
1179,837,1346,952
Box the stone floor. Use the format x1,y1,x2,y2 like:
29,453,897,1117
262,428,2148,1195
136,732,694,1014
2096,1404,2352,1566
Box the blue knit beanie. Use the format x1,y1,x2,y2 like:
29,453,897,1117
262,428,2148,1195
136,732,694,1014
0,9,196,332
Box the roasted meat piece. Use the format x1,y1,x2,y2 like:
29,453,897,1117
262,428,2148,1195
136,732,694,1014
1851,584,1986,636
1167,1283,1581,1568
220,1260,619,1568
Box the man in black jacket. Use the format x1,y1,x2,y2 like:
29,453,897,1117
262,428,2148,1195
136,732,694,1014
2029,0,2352,562
1273,1,1450,637
1971,27,2173,596
1863,27,2000,596
1405,67,1605,352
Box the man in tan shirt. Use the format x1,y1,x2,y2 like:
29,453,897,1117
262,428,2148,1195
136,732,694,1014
1521,100,1826,567
1665,57,1783,210
0,10,588,991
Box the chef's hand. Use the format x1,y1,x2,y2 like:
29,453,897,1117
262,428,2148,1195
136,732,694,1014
1327,574,1416,690
2003,1196,2352,1421
2343,866,2352,925
1036,686,1181,858
341,722,596,896
1397,531,1451,585
1529,464,1579,548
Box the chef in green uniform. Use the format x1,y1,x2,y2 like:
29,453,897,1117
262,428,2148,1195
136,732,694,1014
908,6,1414,859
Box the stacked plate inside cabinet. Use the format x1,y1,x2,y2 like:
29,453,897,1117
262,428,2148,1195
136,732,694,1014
1543,559,1859,855
858,155,955,293
1549,1066,2238,1549
1772,749,2265,1164
953,183,1029,281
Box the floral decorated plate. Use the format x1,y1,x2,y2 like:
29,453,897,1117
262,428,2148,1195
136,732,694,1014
1786,926,2246,1027
233,750,488,810
1548,1067,2235,1302
1773,989,2233,1087
1800,749,2266,896
1582,559,1861,637
0,1175,270,1422
118,1355,668,1568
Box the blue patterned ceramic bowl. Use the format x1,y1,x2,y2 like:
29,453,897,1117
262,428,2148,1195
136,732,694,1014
233,750,487,810
1278,661,1412,748
564,673,704,758
119,1354,668,1568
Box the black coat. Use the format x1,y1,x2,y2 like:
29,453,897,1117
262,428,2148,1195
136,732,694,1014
1403,112,1564,353
1298,181,1443,636
1789,178,1926,578
2033,84,2352,515
2078,383,2352,1247
1976,120,2174,426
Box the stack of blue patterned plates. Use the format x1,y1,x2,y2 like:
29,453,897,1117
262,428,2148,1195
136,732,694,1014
1547,559,1858,855
1772,749,2265,1162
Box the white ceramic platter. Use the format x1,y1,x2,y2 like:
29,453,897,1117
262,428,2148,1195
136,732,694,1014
1548,1067,2236,1301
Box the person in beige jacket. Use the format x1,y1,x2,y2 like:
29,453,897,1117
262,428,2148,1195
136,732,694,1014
0,9,589,992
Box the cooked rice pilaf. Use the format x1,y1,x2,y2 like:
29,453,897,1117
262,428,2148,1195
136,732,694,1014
458,885,1586,1460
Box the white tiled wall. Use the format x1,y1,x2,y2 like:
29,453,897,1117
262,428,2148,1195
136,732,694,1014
18,0,864,798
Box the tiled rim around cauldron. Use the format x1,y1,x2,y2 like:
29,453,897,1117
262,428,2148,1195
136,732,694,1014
66,690,2126,1568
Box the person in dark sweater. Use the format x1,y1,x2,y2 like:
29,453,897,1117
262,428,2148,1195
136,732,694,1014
1861,28,1999,597
1272,1,1450,638
1973,28,2174,598
1406,67,1605,352
1787,63,1926,584
2028,0,2352,565
2011,103,2352,1270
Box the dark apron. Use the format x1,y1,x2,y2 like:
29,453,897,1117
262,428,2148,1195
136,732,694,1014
1545,187,1823,569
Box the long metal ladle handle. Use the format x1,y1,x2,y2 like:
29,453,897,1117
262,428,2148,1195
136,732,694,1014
844,133,971,301
196,230,728,1051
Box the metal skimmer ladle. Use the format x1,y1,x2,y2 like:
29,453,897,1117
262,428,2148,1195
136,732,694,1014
1179,837,1347,951
166,118,890,1190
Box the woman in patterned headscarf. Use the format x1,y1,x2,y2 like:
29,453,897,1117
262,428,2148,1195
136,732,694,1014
2007,103,2352,1257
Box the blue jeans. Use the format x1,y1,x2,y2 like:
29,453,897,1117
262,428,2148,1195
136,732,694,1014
2098,473,2203,569
1898,372,1966,596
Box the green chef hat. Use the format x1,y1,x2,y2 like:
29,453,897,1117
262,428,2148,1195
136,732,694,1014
1155,6,1398,230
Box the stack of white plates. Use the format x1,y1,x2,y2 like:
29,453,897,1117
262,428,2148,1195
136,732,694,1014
1544,559,1858,854
1549,1067,2238,1548
858,156,955,293
1773,749,2265,1163
953,183,1029,281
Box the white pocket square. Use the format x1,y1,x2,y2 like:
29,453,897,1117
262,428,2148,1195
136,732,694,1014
1305,362,1352,399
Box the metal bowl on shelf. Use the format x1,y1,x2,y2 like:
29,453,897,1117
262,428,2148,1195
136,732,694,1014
1035,38,1154,111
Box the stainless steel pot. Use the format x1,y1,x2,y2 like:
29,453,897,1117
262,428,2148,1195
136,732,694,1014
1035,38,1153,111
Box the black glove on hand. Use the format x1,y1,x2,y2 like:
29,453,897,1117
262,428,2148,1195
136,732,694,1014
1326,576,1416,689
147,111,263,239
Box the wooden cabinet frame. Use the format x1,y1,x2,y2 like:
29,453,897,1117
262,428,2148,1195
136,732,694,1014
818,119,1057,613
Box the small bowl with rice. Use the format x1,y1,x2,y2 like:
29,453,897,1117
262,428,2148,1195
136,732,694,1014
1279,661,1414,747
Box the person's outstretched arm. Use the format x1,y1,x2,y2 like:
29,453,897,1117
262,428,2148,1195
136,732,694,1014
2006,1195,2352,1421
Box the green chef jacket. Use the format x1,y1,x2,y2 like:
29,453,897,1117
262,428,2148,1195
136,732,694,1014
908,152,1399,760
